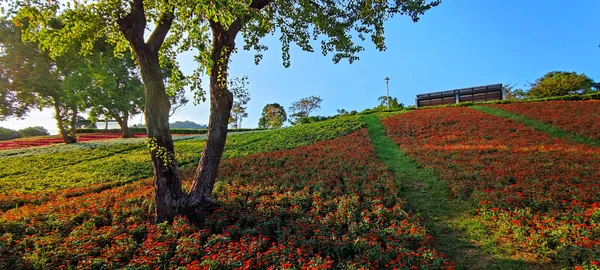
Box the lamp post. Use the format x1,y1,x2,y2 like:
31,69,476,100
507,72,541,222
384,77,390,109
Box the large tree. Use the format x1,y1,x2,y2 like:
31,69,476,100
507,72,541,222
258,103,287,128
12,0,440,222
0,19,90,144
528,71,596,98
289,95,322,125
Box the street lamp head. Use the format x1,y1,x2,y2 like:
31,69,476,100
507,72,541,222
385,77,390,83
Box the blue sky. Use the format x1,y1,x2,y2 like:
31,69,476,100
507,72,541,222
2,0,599,133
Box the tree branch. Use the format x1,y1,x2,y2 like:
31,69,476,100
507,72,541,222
226,0,271,37
147,7,175,54
116,0,147,46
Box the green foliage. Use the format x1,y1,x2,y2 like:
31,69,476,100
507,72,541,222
295,115,331,125
503,84,527,100
0,127,20,141
17,126,49,137
258,103,287,128
528,71,596,98
84,41,145,130
376,96,405,110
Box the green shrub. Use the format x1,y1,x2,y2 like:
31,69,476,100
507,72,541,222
18,126,49,137
0,127,20,141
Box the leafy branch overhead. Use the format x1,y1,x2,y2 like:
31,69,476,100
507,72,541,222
14,0,441,73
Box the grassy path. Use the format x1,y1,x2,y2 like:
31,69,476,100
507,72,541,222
471,106,600,147
362,114,549,269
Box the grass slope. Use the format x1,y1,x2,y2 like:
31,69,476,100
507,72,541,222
363,114,549,269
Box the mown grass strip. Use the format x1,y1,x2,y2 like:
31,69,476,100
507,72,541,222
362,114,545,270
472,105,600,147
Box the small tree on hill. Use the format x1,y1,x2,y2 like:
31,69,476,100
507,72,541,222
503,84,527,100
528,71,595,98
377,96,404,110
289,96,322,125
228,77,251,129
258,103,287,129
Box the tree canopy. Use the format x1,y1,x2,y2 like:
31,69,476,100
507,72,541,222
0,18,91,143
258,103,287,128
528,71,596,98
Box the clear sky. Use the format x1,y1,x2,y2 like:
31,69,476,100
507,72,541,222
2,0,599,134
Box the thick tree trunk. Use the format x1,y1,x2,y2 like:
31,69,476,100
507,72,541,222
53,97,76,144
116,0,183,223
187,25,236,212
134,45,184,223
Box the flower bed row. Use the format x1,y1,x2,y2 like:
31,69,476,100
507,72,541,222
0,130,452,269
488,100,600,140
0,133,147,150
382,107,600,267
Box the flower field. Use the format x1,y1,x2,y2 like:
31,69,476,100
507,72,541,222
0,129,452,269
488,100,600,140
382,107,600,267
0,133,148,150
0,117,363,210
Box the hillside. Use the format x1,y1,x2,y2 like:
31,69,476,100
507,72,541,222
0,100,599,269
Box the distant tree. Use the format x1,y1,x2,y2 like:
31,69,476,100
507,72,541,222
503,84,527,100
228,77,251,129
289,96,322,125
336,109,349,116
163,60,190,117
18,126,49,137
168,90,190,117
258,103,287,129
84,42,145,138
0,127,20,141
0,19,89,144
170,121,207,129
296,115,331,125
528,71,595,98
376,96,404,110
